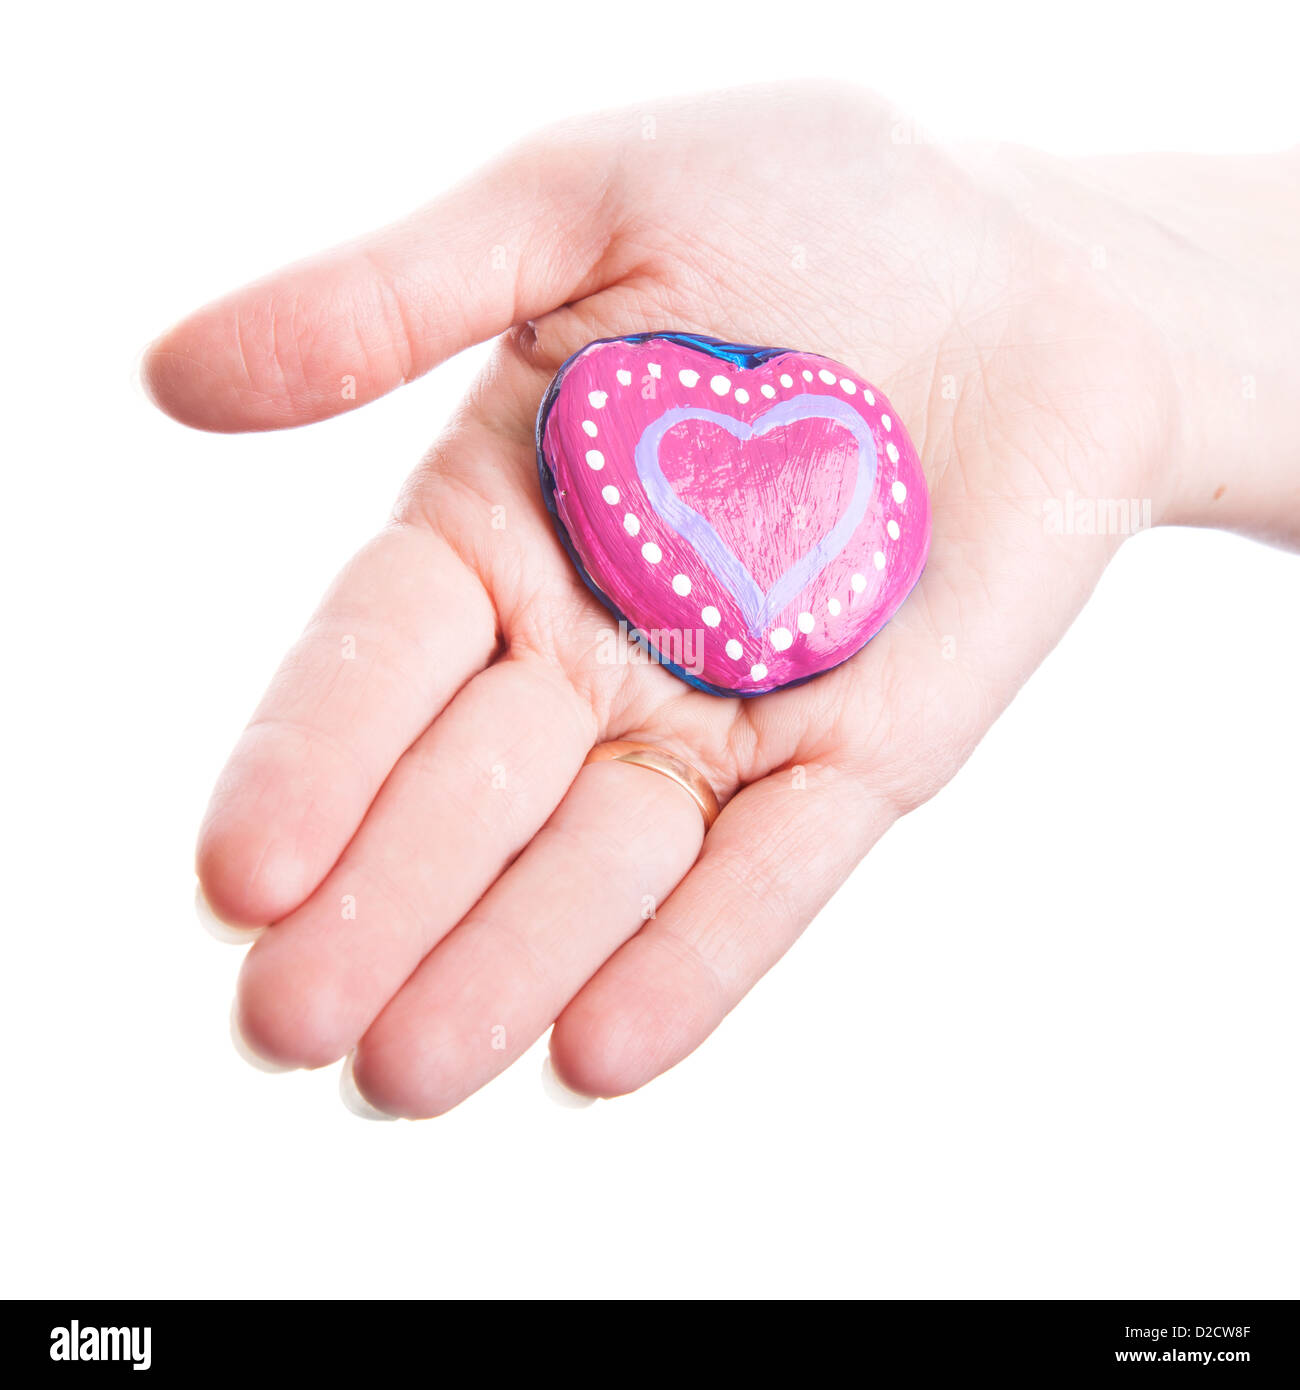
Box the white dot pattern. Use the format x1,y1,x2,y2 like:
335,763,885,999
575,355,916,675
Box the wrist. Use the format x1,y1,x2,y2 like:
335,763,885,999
982,145,1300,546
1072,150,1300,544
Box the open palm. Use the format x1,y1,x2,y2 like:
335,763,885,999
146,84,1171,1116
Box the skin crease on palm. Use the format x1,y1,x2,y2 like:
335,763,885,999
144,83,1298,1118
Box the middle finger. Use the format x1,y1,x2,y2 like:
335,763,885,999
234,654,595,1068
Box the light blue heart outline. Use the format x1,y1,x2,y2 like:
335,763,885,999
634,395,877,637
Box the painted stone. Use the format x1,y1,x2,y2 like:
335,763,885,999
536,332,930,697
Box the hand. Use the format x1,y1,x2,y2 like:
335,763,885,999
144,83,1283,1116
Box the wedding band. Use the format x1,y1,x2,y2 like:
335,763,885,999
583,741,720,831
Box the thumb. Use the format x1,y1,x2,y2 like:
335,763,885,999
142,131,624,432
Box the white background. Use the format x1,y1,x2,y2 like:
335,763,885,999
2,1,1296,1298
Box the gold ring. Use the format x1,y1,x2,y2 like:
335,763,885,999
583,741,720,832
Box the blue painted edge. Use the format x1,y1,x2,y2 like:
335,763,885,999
533,331,925,700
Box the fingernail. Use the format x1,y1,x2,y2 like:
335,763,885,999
229,1001,293,1073
195,882,264,945
339,1053,397,1122
132,336,164,407
541,1055,596,1109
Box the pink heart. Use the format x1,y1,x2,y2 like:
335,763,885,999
657,412,865,597
638,396,876,638
538,333,930,696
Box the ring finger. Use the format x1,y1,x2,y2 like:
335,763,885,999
349,750,716,1118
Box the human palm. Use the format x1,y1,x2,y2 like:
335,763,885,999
146,84,1171,1115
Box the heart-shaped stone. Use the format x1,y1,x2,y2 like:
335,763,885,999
537,332,930,696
